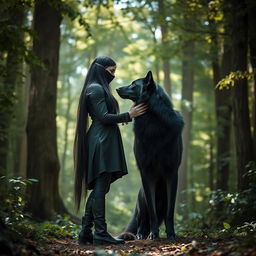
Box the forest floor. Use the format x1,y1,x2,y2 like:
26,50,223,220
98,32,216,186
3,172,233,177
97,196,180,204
10,235,256,256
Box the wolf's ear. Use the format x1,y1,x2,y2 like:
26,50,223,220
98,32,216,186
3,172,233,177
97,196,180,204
144,71,155,90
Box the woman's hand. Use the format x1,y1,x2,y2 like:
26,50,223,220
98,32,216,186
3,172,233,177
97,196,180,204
129,103,148,118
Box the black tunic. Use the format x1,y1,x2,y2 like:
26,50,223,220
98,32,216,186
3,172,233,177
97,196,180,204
85,83,132,189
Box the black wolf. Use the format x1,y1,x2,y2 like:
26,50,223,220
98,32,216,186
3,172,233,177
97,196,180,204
116,71,184,240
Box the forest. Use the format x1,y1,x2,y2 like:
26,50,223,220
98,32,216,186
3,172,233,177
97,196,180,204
0,0,255,255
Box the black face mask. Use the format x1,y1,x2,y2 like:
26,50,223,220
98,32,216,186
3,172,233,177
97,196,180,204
105,69,115,84
95,62,115,84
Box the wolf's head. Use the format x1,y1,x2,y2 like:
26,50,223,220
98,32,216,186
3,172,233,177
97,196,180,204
116,71,156,103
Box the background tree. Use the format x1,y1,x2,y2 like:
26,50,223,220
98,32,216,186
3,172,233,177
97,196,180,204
0,0,31,195
229,0,254,190
208,0,232,191
26,0,67,219
177,0,197,213
247,0,256,159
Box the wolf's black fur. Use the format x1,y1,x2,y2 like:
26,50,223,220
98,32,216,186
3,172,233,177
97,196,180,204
116,71,184,240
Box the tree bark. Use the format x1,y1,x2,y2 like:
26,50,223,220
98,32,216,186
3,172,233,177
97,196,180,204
178,40,195,212
153,34,160,84
15,63,31,177
209,12,232,191
11,10,29,177
247,0,256,160
158,0,171,97
0,3,25,193
61,78,73,183
215,53,232,191
26,0,68,219
209,130,214,191
230,0,254,190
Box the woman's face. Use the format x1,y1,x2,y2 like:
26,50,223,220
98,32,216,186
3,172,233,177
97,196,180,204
106,65,116,76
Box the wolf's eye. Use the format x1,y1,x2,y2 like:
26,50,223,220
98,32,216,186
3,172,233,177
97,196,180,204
130,83,136,88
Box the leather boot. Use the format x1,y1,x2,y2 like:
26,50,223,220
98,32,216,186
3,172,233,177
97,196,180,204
92,197,124,245
78,196,94,245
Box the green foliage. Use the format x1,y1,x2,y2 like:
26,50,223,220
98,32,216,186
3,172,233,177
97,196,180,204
13,216,78,241
0,176,38,225
0,177,79,240
208,168,256,227
0,0,36,76
216,71,255,89
235,221,256,235
52,0,91,36
55,215,80,238
207,0,223,22
173,167,256,238
175,212,209,236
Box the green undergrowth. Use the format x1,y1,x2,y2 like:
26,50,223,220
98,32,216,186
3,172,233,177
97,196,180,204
0,176,79,241
12,215,80,241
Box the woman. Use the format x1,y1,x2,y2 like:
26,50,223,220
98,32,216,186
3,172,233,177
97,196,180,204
73,56,147,246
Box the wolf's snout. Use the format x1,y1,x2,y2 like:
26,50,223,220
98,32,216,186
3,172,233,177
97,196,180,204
116,87,124,94
116,87,125,97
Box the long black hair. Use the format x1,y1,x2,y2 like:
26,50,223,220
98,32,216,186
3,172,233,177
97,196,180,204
73,56,119,211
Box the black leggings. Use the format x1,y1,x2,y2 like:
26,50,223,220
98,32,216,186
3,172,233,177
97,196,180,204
84,172,112,212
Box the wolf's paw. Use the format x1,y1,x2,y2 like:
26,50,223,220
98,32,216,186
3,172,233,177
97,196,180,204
148,232,159,240
136,233,146,240
167,233,176,240
117,232,136,241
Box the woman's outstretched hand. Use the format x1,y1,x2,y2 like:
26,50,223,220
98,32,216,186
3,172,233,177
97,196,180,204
129,103,148,118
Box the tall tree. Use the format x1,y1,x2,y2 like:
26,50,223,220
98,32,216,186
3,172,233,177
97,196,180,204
61,78,73,183
229,0,254,190
0,1,26,193
158,0,171,97
208,1,232,191
246,0,256,160
13,63,30,177
26,0,67,219
177,0,196,213
178,39,195,210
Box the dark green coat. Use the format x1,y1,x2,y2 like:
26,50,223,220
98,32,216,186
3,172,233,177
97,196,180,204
85,83,132,189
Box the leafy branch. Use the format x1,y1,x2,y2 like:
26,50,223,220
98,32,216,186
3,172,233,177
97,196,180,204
216,70,255,90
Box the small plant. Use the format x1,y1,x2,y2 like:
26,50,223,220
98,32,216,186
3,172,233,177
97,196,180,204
0,176,80,241
55,214,80,238
207,168,256,228
0,176,38,225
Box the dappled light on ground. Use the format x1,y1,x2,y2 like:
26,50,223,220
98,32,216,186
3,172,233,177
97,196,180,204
12,236,256,256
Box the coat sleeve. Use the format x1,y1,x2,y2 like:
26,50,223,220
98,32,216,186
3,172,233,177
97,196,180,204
86,84,132,125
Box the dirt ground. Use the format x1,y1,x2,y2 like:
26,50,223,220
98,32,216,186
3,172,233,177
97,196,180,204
11,235,255,256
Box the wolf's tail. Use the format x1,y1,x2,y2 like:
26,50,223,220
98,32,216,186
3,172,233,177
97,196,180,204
117,209,138,240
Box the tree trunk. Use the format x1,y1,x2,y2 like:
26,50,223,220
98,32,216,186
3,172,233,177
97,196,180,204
178,40,195,213
247,0,256,160
158,0,171,97
208,128,215,191
12,11,29,177
230,0,253,190
210,14,232,191
16,63,31,177
61,78,73,183
215,58,232,190
0,4,25,194
153,35,160,84
162,59,171,97
26,0,68,220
